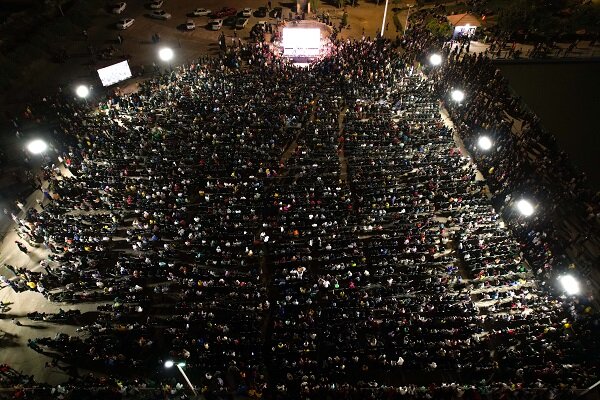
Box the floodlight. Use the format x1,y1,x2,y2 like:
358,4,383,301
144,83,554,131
158,47,174,62
516,199,534,217
76,85,89,98
451,89,465,102
558,274,580,295
27,139,48,154
429,53,442,66
477,136,493,151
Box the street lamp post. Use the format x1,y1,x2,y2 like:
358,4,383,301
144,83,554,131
158,47,174,71
404,4,414,35
558,274,580,296
516,199,534,217
76,84,90,105
477,136,492,151
27,139,48,155
380,0,389,38
451,89,465,103
164,361,197,396
429,53,442,66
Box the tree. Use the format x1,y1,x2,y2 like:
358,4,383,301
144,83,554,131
496,0,536,33
425,19,452,39
310,0,320,11
337,0,345,8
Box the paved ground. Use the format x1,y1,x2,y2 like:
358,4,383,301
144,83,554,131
0,169,102,385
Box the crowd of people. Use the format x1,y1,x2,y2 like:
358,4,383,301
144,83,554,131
0,16,598,400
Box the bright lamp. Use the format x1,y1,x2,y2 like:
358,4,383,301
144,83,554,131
559,274,580,295
76,85,89,98
158,47,174,62
27,139,48,154
451,89,465,102
477,136,493,151
429,53,442,66
516,199,534,217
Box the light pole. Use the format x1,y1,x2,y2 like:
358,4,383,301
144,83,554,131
380,0,389,38
429,53,442,66
451,89,465,103
558,274,580,295
477,136,492,151
75,85,89,99
164,360,197,396
516,199,534,217
404,4,414,35
158,47,174,71
75,84,90,105
27,139,48,155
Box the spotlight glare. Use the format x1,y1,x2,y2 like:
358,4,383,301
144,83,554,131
559,274,580,295
164,360,174,368
451,89,465,102
76,85,89,98
477,136,493,151
516,199,534,217
158,47,174,62
27,139,48,154
429,53,442,66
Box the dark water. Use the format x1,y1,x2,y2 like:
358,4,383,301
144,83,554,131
499,62,600,191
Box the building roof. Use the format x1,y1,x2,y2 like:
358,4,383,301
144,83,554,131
447,13,481,27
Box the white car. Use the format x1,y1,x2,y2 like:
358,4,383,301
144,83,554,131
116,18,134,29
192,8,211,16
185,19,195,30
236,17,248,29
150,10,171,20
241,8,253,17
112,2,127,14
149,0,163,10
208,19,223,31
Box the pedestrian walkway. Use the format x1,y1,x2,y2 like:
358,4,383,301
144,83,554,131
451,39,600,61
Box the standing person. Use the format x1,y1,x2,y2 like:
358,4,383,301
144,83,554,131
15,241,28,254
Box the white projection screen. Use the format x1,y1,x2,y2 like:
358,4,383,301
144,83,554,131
97,60,133,87
283,28,320,57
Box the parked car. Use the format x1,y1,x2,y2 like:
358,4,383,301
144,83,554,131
112,2,127,14
116,17,135,29
241,8,253,17
254,7,267,18
236,17,249,29
208,19,223,30
149,0,163,9
192,8,211,16
211,7,236,18
149,10,171,20
185,19,195,30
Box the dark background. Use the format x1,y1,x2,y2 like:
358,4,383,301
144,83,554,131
499,61,600,191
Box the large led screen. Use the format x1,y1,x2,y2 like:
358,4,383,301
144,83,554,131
97,60,133,87
283,28,320,57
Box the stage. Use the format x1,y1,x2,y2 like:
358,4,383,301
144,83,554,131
276,20,332,64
